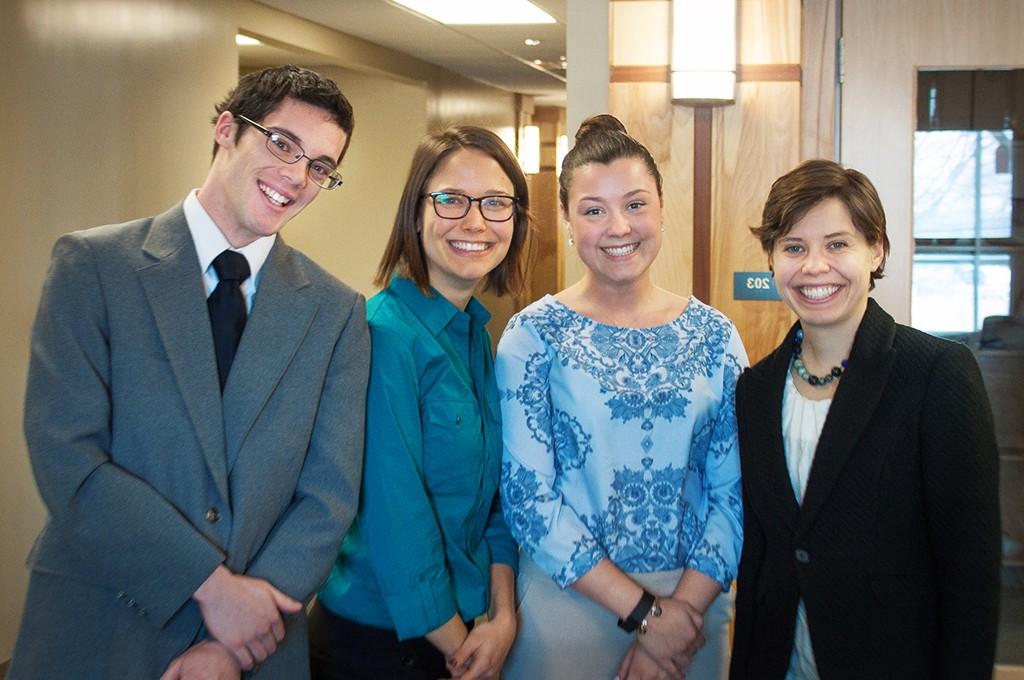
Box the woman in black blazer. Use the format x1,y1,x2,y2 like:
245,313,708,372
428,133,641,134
729,160,1001,680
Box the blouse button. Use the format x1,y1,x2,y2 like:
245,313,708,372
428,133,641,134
455,415,463,425
794,548,811,564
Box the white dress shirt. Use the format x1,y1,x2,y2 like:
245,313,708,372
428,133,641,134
183,189,276,313
781,370,832,680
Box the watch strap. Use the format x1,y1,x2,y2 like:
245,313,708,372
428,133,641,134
617,589,656,633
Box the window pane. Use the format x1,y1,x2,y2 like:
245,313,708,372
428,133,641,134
911,253,1012,333
913,130,1013,239
979,259,1013,322
911,255,976,332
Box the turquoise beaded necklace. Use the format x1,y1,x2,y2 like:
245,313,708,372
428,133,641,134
792,329,846,387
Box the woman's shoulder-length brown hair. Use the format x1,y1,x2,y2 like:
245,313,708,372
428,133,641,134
373,126,531,298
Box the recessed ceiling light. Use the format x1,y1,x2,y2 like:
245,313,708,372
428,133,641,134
235,34,261,46
533,59,543,65
392,0,556,25
524,38,541,46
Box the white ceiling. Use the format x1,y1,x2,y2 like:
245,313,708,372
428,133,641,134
253,0,567,104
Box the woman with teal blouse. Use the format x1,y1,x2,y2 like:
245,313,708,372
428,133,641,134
310,126,530,680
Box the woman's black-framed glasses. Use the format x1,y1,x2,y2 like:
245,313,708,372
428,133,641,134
424,192,518,222
235,114,343,190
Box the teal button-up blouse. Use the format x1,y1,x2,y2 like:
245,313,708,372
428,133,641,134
318,276,517,640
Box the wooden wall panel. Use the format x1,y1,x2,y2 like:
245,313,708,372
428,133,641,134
801,0,836,160
603,82,695,298
712,0,801,362
525,106,565,305
607,0,801,361
712,81,799,363
738,0,801,63
657,97,697,297
610,0,670,66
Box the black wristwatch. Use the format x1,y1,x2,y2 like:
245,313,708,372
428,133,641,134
617,589,656,633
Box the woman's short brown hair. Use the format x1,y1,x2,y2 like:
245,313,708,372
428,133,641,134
374,126,530,297
755,159,890,288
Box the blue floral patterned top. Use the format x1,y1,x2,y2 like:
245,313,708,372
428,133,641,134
496,295,747,590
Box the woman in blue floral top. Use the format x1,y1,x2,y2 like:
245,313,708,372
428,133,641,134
496,115,747,680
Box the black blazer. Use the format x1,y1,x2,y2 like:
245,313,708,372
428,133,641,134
730,299,1001,680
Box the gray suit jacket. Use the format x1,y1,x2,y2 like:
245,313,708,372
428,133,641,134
11,204,369,679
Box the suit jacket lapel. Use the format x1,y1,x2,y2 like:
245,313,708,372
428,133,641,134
137,204,229,500
222,239,317,471
745,328,801,531
797,299,896,534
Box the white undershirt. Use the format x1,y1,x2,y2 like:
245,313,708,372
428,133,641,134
781,369,832,680
183,189,275,313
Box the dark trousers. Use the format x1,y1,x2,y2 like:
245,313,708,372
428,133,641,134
309,601,471,680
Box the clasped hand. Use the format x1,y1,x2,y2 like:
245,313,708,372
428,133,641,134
618,597,705,679
444,612,517,680
192,565,303,670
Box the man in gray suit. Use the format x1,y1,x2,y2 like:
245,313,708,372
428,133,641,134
10,65,369,679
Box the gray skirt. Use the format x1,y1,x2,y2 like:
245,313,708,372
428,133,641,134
503,555,733,680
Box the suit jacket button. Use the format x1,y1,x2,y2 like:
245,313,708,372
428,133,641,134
795,548,810,564
205,507,221,523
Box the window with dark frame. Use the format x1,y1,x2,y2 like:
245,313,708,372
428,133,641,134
913,69,1024,337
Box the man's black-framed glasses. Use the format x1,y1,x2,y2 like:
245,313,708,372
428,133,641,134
236,114,343,190
424,192,518,222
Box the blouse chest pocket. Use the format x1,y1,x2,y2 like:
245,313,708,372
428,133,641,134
421,398,485,493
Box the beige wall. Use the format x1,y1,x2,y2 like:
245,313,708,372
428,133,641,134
0,0,521,661
284,65,429,296
0,0,237,659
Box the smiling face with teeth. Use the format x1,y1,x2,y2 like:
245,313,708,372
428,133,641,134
419,148,515,308
566,157,664,291
199,97,348,248
771,197,884,336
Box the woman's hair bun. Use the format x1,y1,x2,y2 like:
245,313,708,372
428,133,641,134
575,114,627,143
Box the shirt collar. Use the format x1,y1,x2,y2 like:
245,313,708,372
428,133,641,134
388,276,491,335
183,189,276,280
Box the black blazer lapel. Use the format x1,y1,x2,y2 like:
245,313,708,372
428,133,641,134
137,204,229,501
797,299,896,534
743,327,801,531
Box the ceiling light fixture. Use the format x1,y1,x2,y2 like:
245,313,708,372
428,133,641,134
392,0,555,25
671,0,736,104
524,38,541,46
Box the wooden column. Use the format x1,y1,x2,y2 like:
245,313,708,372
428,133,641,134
692,106,713,303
